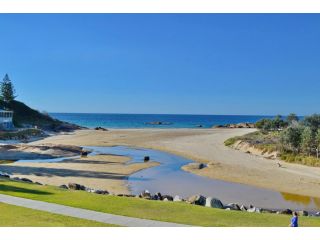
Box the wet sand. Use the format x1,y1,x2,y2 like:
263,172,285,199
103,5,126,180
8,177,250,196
0,154,159,194
32,129,320,198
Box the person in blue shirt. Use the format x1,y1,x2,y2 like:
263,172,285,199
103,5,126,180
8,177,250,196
290,212,298,227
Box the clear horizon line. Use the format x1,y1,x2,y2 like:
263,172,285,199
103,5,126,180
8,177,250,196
48,112,304,117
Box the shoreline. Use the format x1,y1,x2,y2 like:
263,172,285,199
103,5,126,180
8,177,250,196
26,128,320,199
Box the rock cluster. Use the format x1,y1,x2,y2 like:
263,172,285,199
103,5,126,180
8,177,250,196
213,122,255,129
145,121,172,125
0,173,43,185
0,172,318,218
94,127,108,131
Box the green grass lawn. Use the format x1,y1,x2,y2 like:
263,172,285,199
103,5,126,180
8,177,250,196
1,179,320,227
0,202,114,227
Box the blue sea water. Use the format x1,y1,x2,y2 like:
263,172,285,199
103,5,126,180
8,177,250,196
50,113,273,129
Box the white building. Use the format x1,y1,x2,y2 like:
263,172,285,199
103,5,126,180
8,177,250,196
0,109,14,130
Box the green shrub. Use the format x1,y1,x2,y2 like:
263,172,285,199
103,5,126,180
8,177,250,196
224,137,238,146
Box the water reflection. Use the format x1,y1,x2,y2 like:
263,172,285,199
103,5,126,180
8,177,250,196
281,192,320,209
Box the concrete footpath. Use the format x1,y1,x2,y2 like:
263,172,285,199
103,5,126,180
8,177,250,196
0,194,190,227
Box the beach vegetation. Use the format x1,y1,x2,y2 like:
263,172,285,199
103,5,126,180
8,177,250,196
224,137,238,146
255,116,287,132
286,113,299,124
226,113,320,166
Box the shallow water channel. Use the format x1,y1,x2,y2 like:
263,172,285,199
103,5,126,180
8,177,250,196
18,145,320,211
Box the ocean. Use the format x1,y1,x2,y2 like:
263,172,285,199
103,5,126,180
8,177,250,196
50,113,273,129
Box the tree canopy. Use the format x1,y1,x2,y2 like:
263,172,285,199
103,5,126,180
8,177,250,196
0,74,16,102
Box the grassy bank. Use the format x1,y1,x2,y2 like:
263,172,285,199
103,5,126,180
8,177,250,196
0,202,113,226
0,179,320,227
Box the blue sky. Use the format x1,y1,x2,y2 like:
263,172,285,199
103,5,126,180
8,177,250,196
0,14,319,115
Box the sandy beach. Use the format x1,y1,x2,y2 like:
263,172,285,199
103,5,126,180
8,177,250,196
1,153,159,194
23,128,320,198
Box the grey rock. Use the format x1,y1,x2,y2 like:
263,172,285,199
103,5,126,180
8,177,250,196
205,197,223,208
225,203,240,211
247,207,256,213
59,184,68,189
86,188,95,193
240,205,247,211
140,190,151,199
173,195,182,202
255,208,262,213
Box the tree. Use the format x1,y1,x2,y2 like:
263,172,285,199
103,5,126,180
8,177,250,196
280,125,303,153
255,118,273,131
0,74,16,102
316,129,320,158
287,113,299,125
273,115,287,130
301,127,313,156
303,114,320,134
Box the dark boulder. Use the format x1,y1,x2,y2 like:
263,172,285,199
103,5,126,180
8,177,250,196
59,184,68,189
161,195,173,201
198,163,206,169
81,150,89,157
298,210,308,216
153,192,162,200
188,195,206,206
95,127,108,131
144,156,150,162
68,183,86,191
21,178,33,183
277,209,292,215
0,173,10,178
